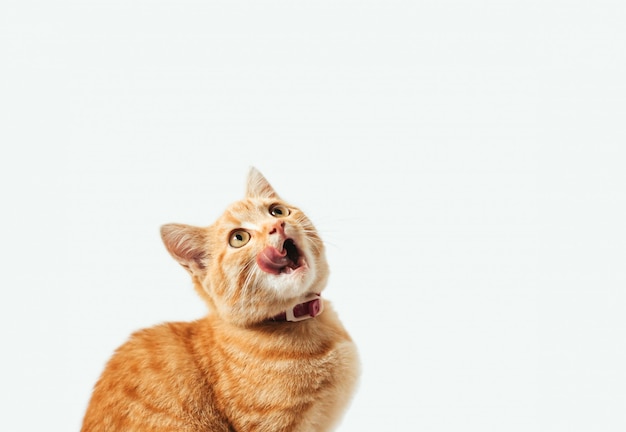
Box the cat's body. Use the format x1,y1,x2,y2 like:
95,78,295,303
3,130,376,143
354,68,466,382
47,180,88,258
81,169,359,432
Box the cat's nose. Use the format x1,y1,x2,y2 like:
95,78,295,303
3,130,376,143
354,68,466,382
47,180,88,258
268,221,286,237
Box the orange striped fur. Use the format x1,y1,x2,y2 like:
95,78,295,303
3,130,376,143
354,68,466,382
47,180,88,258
81,168,359,432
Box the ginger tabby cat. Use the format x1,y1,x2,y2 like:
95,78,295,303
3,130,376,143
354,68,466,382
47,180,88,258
81,168,359,432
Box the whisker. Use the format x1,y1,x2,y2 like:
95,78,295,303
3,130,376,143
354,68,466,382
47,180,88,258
240,257,257,295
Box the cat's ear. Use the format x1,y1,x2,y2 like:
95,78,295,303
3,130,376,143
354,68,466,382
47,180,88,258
246,167,280,199
160,223,208,275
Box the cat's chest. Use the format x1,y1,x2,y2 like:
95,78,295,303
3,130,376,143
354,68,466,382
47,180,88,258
211,340,343,431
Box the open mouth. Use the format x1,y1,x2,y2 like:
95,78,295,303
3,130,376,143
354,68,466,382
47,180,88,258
283,239,301,268
256,238,305,275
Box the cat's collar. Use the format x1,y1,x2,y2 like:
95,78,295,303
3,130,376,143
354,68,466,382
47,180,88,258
270,293,323,322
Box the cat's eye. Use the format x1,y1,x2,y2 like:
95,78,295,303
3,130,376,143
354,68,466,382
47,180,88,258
229,230,251,248
269,204,290,218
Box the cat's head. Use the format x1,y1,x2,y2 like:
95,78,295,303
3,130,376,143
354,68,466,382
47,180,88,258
160,168,329,327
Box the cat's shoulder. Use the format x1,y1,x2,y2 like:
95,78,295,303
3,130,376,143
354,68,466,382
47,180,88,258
112,319,205,360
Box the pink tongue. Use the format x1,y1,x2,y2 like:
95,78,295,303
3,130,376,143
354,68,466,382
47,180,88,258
257,246,290,275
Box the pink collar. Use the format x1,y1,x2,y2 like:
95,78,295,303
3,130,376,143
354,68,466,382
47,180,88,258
270,294,323,322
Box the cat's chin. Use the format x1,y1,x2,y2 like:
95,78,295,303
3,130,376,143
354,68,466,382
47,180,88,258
262,261,318,301
269,263,311,284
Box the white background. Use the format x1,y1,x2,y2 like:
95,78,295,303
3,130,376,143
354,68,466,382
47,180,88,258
1,1,625,431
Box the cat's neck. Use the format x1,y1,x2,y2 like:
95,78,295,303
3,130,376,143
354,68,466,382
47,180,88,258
203,299,348,354
268,293,323,322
